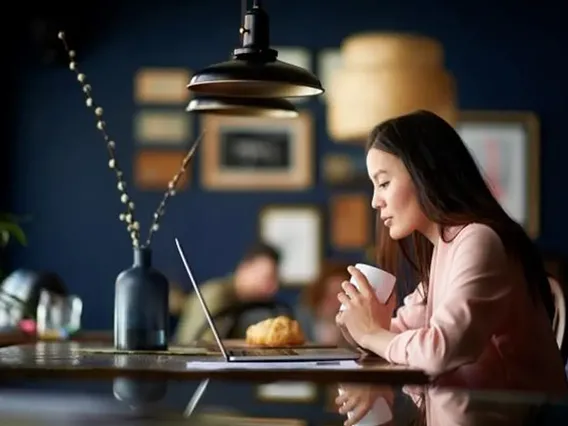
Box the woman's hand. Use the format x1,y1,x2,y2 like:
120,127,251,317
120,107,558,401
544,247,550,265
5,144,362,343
336,266,397,350
335,384,394,426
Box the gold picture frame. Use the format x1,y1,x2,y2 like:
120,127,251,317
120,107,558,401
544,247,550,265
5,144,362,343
200,112,314,191
330,193,371,249
134,150,191,190
134,68,192,104
456,110,540,238
134,110,192,146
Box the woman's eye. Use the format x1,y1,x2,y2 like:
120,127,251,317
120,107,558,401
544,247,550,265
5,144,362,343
378,181,390,189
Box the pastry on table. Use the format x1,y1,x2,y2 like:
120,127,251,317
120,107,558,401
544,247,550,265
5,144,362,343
245,316,306,347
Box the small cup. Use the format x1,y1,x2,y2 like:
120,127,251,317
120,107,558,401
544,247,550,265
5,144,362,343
338,388,393,426
340,263,396,311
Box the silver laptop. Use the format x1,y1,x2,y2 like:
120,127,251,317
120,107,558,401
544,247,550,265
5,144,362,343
175,238,360,362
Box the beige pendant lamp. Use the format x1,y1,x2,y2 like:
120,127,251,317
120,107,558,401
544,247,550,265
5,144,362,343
327,33,457,142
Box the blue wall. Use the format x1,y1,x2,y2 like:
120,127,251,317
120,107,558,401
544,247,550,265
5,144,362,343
8,0,568,329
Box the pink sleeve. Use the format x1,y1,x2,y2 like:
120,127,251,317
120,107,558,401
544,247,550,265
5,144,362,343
384,226,513,375
390,283,427,333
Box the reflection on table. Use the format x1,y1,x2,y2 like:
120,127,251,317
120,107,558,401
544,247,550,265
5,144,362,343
0,378,567,426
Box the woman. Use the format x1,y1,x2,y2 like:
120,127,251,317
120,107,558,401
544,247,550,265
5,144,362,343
336,110,567,393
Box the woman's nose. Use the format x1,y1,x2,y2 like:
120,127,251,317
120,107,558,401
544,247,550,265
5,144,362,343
371,194,385,210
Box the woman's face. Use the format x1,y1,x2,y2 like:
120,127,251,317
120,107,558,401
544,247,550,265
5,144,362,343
366,148,431,240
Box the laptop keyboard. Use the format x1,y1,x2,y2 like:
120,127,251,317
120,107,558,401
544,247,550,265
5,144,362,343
230,348,298,356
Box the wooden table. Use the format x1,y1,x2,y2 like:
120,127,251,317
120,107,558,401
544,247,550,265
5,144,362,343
0,329,112,347
0,340,430,385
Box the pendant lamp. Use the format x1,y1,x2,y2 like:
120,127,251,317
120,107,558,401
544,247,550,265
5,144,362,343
327,33,457,142
187,0,324,99
186,97,298,118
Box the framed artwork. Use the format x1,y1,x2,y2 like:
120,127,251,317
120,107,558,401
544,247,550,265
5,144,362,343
134,150,190,190
134,68,191,104
456,111,540,238
273,47,312,104
259,205,323,286
200,112,314,191
273,47,311,72
134,110,192,146
330,193,371,249
317,48,342,102
256,381,317,403
321,152,370,189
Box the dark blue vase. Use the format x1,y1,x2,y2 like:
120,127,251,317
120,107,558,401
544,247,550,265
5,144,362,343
114,247,169,351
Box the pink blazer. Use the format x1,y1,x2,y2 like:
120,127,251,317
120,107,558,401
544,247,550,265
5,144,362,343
385,223,567,393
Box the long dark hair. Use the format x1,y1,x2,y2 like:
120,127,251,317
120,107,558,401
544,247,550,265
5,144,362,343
368,110,553,320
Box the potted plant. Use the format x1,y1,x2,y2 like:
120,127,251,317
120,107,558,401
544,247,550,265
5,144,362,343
58,32,201,351
0,213,27,279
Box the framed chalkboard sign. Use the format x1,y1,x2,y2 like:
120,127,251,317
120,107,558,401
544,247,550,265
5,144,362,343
219,130,291,170
200,112,314,190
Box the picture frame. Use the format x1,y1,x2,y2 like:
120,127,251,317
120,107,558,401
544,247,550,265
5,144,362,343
273,46,312,104
321,152,371,189
134,68,192,104
330,193,371,249
258,205,323,286
200,112,314,191
134,150,191,190
256,381,317,403
317,48,342,102
134,110,192,146
456,111,540,238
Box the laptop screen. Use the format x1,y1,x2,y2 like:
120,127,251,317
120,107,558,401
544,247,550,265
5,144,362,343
175,238,229,361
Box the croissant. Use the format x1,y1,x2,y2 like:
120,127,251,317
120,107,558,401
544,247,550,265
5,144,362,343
245,316,306,347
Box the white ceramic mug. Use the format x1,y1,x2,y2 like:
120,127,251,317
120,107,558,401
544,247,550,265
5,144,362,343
340,263,396,311
338,388,393,426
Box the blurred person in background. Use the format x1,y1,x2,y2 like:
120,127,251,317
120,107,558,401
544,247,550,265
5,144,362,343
174,241,281,344
297,260,351,345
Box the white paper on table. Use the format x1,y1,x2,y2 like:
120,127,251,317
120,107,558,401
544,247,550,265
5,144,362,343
185,360,362,370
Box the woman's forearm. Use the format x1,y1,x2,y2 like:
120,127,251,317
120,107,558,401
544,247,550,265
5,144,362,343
360,328,398,359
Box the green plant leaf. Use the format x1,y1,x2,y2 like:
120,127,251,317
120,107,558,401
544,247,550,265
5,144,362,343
0,221,27,246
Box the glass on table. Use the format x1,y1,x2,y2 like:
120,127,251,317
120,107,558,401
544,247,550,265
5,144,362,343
36,289,83,339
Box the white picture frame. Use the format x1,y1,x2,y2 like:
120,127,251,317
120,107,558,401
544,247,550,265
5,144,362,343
259,205,323,286
317,48,342,103
273,46,312,104
455,111,540,238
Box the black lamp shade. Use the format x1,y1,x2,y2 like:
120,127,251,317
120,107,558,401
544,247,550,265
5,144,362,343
188,59,324,98
186,1,324,99
186,97,298,118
